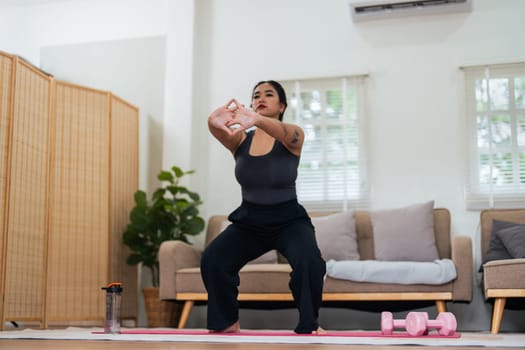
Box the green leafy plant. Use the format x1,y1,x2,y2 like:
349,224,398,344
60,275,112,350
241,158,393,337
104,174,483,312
123,166,205,287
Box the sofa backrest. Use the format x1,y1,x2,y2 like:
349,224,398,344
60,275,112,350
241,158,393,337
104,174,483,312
480,209,525,262
205,208,452,260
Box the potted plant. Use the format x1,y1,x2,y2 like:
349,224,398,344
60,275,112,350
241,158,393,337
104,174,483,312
123,166,205,327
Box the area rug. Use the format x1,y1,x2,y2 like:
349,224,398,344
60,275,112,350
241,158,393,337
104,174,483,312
1,327,524,347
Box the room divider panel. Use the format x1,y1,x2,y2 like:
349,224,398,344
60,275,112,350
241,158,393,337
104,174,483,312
0,51,139,329
0,52,52,329
46,81,112,325
0,51,14,328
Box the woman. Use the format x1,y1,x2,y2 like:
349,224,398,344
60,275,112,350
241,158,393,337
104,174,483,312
201,80,326,334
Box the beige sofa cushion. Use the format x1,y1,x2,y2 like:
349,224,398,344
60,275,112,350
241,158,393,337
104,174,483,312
371,201,439,262
483,258,525,290
311,210,359,261
175,264,293,293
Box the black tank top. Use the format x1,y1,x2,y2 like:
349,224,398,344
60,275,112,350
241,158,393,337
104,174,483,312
234,130,299,205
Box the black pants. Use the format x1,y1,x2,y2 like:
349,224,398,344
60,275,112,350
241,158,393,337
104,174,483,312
200,199,326,333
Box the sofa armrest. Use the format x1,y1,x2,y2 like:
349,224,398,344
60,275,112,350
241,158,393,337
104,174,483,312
450,235,473,302
159,240,202,300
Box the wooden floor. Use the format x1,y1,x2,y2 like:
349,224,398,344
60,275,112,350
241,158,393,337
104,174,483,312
0,339,517,350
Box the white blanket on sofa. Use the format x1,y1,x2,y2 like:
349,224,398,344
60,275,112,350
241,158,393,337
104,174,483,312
325,259,457,285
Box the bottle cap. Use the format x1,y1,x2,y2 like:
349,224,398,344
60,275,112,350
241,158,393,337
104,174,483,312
101,282,123,293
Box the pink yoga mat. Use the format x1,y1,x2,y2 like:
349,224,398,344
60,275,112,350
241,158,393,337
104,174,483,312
112,329,461,338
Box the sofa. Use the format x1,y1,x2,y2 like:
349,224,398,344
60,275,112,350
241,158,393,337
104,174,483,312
159,202,473,328
480,209,525,334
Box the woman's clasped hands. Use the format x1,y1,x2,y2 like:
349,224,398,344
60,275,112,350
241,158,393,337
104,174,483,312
209,98,259,135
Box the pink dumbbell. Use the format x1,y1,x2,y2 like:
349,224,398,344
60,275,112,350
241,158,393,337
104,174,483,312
427,312,457,336
381,311,429,336
381,311,457,336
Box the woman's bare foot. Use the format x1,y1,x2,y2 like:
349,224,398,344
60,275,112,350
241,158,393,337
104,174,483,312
209,320,241,333
312,326,326,334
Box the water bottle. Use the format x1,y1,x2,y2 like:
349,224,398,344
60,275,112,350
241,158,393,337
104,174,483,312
101,282,123,333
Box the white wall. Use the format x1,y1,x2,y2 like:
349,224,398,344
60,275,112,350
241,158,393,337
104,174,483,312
1,0,525,332
0,0,168,63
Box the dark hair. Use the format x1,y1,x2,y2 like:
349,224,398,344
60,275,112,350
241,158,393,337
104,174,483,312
251,80,287,121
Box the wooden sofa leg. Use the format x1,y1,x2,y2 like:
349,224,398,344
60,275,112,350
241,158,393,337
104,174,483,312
435,300,447,313
491,297,506,334
177,301,194,329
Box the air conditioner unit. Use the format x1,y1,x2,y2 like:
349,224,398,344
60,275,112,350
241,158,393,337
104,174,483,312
349,0,472,22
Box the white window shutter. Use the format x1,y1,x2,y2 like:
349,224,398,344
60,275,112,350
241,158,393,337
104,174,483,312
463,63,525,209
281,76,369,211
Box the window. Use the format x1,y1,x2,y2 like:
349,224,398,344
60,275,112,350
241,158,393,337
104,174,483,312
281,76,369,211
464,63,525,209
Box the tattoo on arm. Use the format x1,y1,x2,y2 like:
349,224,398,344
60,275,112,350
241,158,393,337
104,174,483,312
291,129,299,144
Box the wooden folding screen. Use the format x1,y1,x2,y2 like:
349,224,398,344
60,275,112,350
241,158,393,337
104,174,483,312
0,52,14,326
0,53,52,328
46,82,111,324
0,51,139,328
